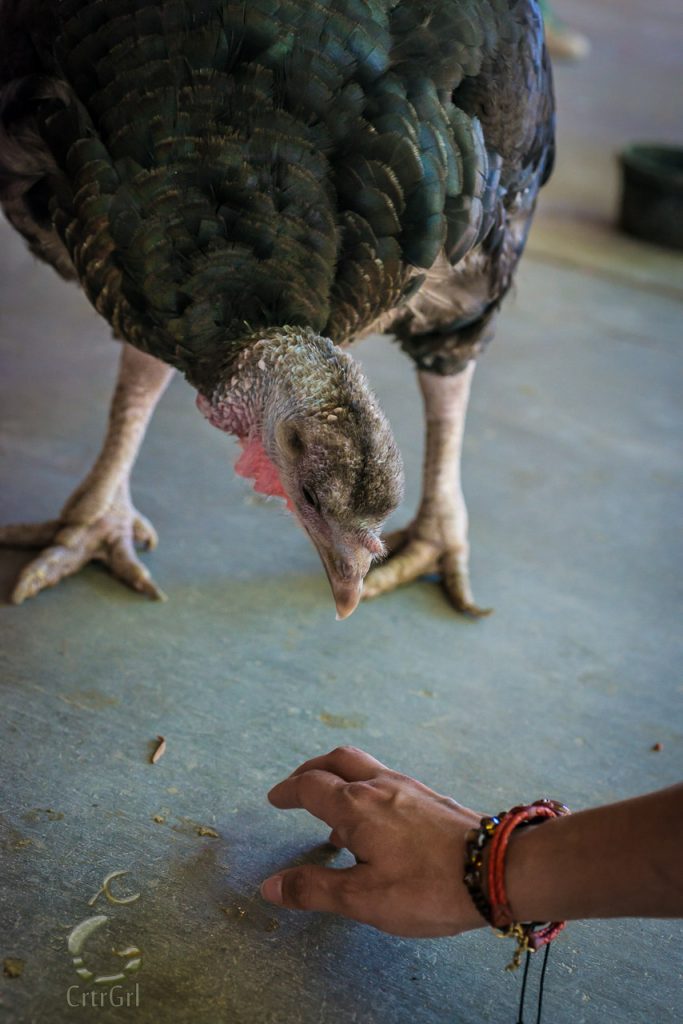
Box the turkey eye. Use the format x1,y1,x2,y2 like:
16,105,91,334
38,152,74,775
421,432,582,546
302,486,320,512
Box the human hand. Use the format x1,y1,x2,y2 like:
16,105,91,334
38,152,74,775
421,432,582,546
260,746,487,937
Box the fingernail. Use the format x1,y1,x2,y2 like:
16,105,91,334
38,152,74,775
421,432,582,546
260,874,283,904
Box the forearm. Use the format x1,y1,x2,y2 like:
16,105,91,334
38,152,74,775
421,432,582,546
502,784,683,923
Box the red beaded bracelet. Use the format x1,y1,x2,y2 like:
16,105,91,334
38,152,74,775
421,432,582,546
487,799,571,970
464,799,571,971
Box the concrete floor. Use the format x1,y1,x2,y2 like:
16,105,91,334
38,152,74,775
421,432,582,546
1,2,682,1022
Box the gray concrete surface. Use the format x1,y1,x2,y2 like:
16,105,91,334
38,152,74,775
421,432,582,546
1,2,682,1022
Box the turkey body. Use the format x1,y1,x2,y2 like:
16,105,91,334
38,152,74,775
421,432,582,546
1,0,553,383
0,0,554,614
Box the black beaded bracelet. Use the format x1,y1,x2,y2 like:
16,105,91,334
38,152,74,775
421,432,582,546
463,813,502,925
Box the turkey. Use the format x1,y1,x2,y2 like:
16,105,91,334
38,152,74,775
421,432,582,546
0,0,554,619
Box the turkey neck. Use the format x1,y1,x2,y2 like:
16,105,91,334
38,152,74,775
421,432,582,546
196,327,347,447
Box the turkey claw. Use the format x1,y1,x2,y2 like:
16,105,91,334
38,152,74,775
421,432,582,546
363,527,490,618
1,503,164,604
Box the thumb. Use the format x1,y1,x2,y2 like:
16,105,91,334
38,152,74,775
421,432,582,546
261,864,360,915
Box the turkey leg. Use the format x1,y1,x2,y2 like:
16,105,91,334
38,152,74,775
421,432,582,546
0,343,173,603
363,361,490,616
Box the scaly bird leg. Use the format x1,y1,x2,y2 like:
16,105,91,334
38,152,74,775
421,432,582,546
0,343,173,603
363,361,490,616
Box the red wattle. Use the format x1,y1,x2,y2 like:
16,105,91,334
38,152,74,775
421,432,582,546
234,438,294,512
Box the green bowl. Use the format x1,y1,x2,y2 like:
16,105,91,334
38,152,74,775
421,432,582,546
618,145,683,251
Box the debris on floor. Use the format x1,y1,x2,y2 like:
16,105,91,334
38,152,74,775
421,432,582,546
3,958,25,979
151,736,166,764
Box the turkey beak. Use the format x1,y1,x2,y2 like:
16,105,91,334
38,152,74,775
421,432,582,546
331,577,364,621
313,542,373,621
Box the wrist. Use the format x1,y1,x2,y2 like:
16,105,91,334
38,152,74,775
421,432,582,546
458,827,493,932
463,801,570,970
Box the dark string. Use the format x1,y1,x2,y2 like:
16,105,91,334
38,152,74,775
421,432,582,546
516,951,532,1024
516,944,553,1024
536,943,552,1024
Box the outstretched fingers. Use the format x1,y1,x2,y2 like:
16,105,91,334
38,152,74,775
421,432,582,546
288,746,389,783
266,749,390,865
261,863,368,918
268,747,393,826
267,768,355,827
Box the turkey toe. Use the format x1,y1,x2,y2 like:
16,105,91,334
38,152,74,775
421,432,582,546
2,501,163,604
363,537,439,599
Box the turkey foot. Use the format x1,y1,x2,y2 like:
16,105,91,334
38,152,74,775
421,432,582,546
0,343,173,604
363,362,490,617
363,519,490,617
0,483,164,604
